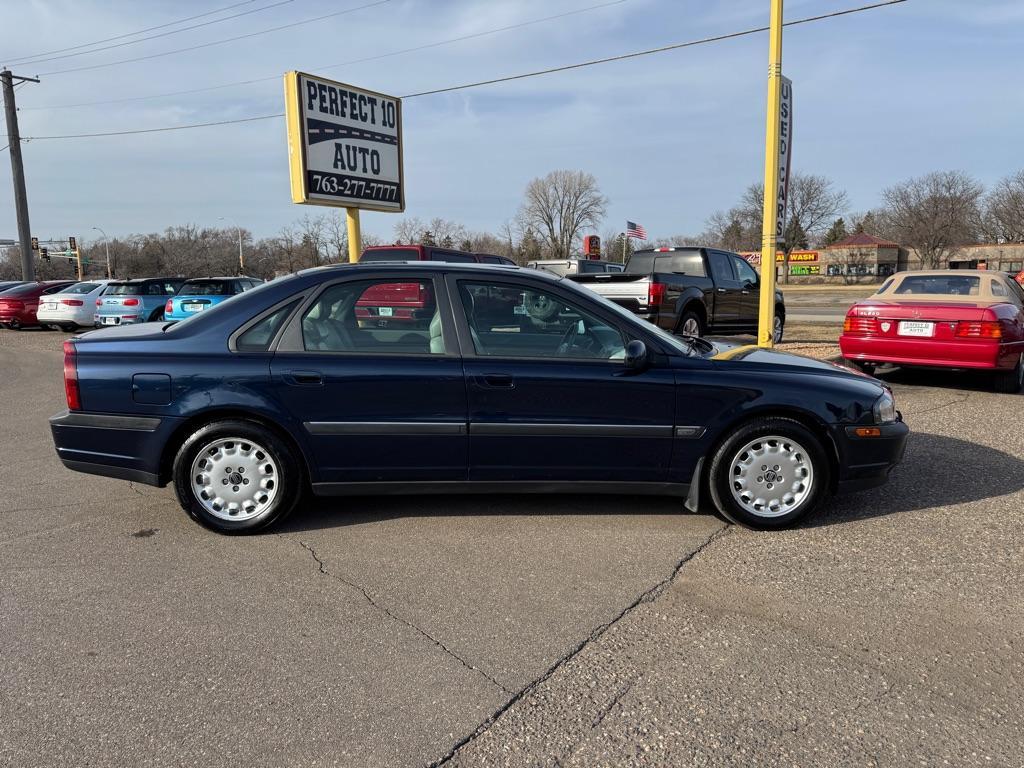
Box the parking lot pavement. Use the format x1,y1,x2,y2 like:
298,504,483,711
3,329,1022,767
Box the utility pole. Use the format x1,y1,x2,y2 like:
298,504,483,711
2,69,40,282
757,0,784,348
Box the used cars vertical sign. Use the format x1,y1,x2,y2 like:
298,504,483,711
284,71,404,212
775,76,793,242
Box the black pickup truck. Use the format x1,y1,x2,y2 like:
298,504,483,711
570,246,786,342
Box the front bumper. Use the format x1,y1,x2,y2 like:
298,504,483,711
49,409,179,486
833,420,909,493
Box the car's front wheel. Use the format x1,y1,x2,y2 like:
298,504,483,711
708,417,830,529
172,419,302,534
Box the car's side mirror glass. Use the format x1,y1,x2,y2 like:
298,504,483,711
623,339,648,370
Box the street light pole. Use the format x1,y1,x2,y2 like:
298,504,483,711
91,226,112,279
219,216,245,273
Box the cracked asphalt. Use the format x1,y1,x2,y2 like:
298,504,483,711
2,329,1022,767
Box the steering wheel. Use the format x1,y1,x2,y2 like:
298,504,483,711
557,321,600,356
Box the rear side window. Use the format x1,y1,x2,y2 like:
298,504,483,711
181,281,233,296
708,252,736,283
106,283,144,295
478,255,502,264
430,250,475,263
360,248,419,262
235,301,299,352
63,282,101,294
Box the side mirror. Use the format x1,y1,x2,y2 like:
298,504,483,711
623,339,648,371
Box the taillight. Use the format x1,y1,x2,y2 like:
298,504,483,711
2,299,24,310
122,298,140,306
96,298,103,306
61,298,84,306
63,340,81,411
165,299,174,314
955,320,1002,339
648,282,666,308
843,314,878,334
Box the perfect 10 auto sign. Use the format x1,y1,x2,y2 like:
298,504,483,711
284,71,404,212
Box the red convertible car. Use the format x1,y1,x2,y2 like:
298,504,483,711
840,270,1024,392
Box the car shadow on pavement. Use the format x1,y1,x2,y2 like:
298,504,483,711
277,431,1024,534
874,366,1020,394
808,431,1024,527
276,493,688,534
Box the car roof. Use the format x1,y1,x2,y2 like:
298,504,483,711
876,270,1016,303
299,260,554,279
108,277,184,284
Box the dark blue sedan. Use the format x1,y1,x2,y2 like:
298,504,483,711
51,263,908,534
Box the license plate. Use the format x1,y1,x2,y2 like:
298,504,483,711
377,306,393,317
102,316,118,325
897,320,934,337
184,303,204,312
42,303,57,310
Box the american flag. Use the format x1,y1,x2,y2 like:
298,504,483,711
626,221,647,240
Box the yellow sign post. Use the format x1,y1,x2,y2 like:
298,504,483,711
757,0,785,347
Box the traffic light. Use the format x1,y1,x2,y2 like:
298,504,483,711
31,237,38,251
41,247,49,262
68,236,77,251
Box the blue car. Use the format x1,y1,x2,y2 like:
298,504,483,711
95,278,185,326
51,263,908,534
164,276,263,322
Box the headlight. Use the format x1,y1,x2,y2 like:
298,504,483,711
873,390,897,424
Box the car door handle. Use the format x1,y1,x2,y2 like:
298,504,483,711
479,373,514,389
741,289,750,294
716,287,727,294
284,370,324,386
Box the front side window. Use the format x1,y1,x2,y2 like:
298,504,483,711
301,279,443,354
733,257,759,286
458,280,625,361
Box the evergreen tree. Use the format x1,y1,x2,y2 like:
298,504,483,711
784,218,809,251
420,230,436,246
459,239,474,252
822,217,848,246
441,235,453,249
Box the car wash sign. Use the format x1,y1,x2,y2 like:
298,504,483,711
284,71,404,212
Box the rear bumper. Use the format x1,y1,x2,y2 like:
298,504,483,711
94,314,144,326
832,420,909,493
840,334,1007,370
49,409,178,487
37,307,93,326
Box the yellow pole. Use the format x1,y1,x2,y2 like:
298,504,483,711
346,208,361,263
757,0,784,347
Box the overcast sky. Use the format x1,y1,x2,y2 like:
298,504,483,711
2,0,1022,246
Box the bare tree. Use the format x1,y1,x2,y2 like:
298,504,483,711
980,169,1024,243
519,170,608,259
882,171,983,269
393,216,425,245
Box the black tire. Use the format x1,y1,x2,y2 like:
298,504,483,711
148,307,165,322
676,309,705,338
994,354,1023,394
524,291,560,322
172,419,303,534
774,312,785,344
707,417,831,529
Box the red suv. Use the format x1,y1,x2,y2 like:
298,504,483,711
356,246,515,327
0,280,77,329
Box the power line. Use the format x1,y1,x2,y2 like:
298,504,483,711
21,0,630,112
2,0,261,64
7,0,296,68
17,0,908,141
37,0,393,77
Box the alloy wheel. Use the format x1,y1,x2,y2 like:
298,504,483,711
190,438,279,521
728,434,814,518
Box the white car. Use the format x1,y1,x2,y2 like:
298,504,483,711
37,280,112,331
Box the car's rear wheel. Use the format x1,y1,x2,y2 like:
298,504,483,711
677,310,705,338
172,420,302,534
149,307,165,322
708,417,830,529
994,353,1024,394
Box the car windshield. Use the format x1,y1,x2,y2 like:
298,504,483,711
62,282,102,295
105,283,145,295
893,276,981,296
360,248,418,262
180,281,232,296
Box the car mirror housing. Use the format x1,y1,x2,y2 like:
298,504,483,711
623,339,648,370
